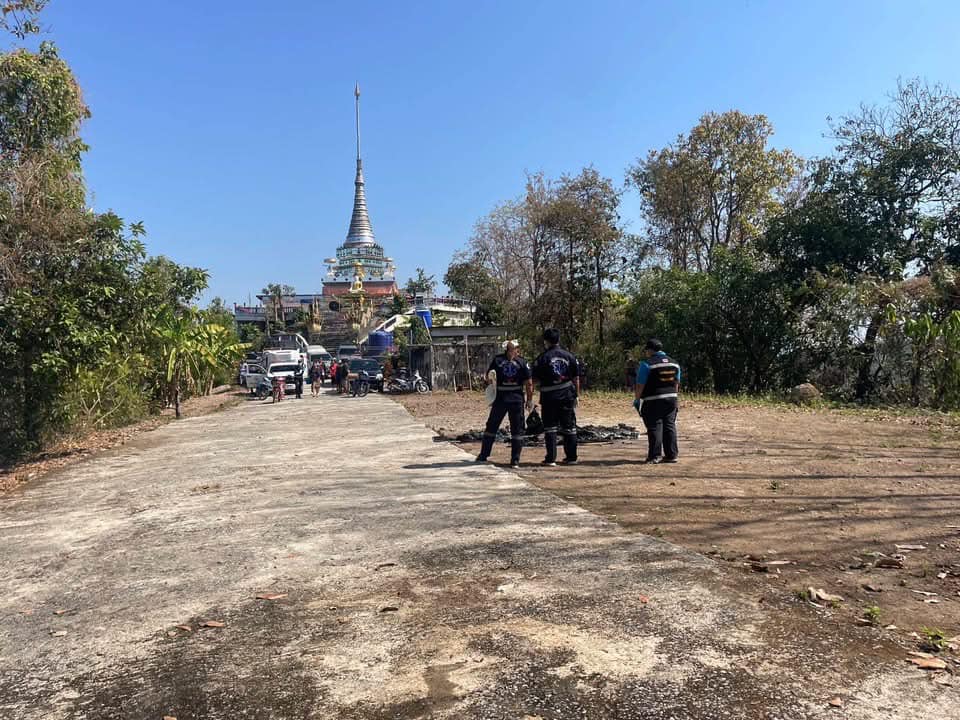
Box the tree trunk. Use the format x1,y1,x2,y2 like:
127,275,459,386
595,251,604,347
855,312,883,401
174,386,181,419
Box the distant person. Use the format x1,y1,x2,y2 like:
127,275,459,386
309,361,322,397
633,338,681,464
337,361,349,394
294,363,304,399
329,361,338,389
476,341,533,469
532,328,581,467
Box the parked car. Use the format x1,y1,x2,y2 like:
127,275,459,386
337,344,360,361
348,358,383,392
244,364,267,393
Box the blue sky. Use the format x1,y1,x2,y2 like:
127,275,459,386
39,0,960,305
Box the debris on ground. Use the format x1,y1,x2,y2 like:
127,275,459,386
908,655,948,670
808,588,844,603
444,423,639,445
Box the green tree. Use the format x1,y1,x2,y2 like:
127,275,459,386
545,167,625,346
404,268,436,297
1,1,49,40
764,79,960,399
260,282,295,329
628,110,801,271
444,254,503,325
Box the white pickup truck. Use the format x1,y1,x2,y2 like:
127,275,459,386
246,350,303,396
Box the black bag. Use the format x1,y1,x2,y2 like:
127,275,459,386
525,406,544,436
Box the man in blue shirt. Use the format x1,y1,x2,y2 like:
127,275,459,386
633,338,681,464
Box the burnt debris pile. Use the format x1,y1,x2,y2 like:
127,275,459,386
443,424,638,445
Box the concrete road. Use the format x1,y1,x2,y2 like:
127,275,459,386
1,391,956,719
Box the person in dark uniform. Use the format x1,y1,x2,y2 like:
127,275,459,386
294,362,304,399
476,341,533,468
532,328,581,467
633,338,681,464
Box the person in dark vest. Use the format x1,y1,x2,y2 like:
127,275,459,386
293,362,304,399
532,328,581,467
476,341,533,468
633,338,681,464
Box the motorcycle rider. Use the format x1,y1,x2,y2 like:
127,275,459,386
532,328,581,466
476,341,533,469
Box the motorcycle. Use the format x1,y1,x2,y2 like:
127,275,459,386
351,370,371,398
385,369,429,394
271,375,285,403
254,377,271,400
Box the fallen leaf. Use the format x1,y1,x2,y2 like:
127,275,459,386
924,598,941,604
49,630,67,637
910,590,938,597
175,625,192,632
638,595,650,604
378,606,399,613
52,609,68,616
896,544,926,551
255,593,287,601
199,620,225,628
374,562,397,571
909,656,947,670
863,583,882,593
937,572,948,580
163,716,178,720
827,696,843,708
166,630,178,637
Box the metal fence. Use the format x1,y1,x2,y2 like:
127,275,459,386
408,341,501,391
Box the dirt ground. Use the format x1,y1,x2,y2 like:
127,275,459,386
397,391,960,646
0,385,245,494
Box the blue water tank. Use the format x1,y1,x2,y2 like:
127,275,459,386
415,309,433,329
368,330,394,349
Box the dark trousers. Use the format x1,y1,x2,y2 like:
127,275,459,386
640,397,678,460
478,399,525,464
541,391,577,462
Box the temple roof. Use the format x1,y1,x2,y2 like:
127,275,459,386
345,158,375,246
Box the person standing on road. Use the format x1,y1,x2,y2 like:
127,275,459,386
476,341,533,469
294,363,304,399
309,361,320,397
633,338,681,464
532,328,581,467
